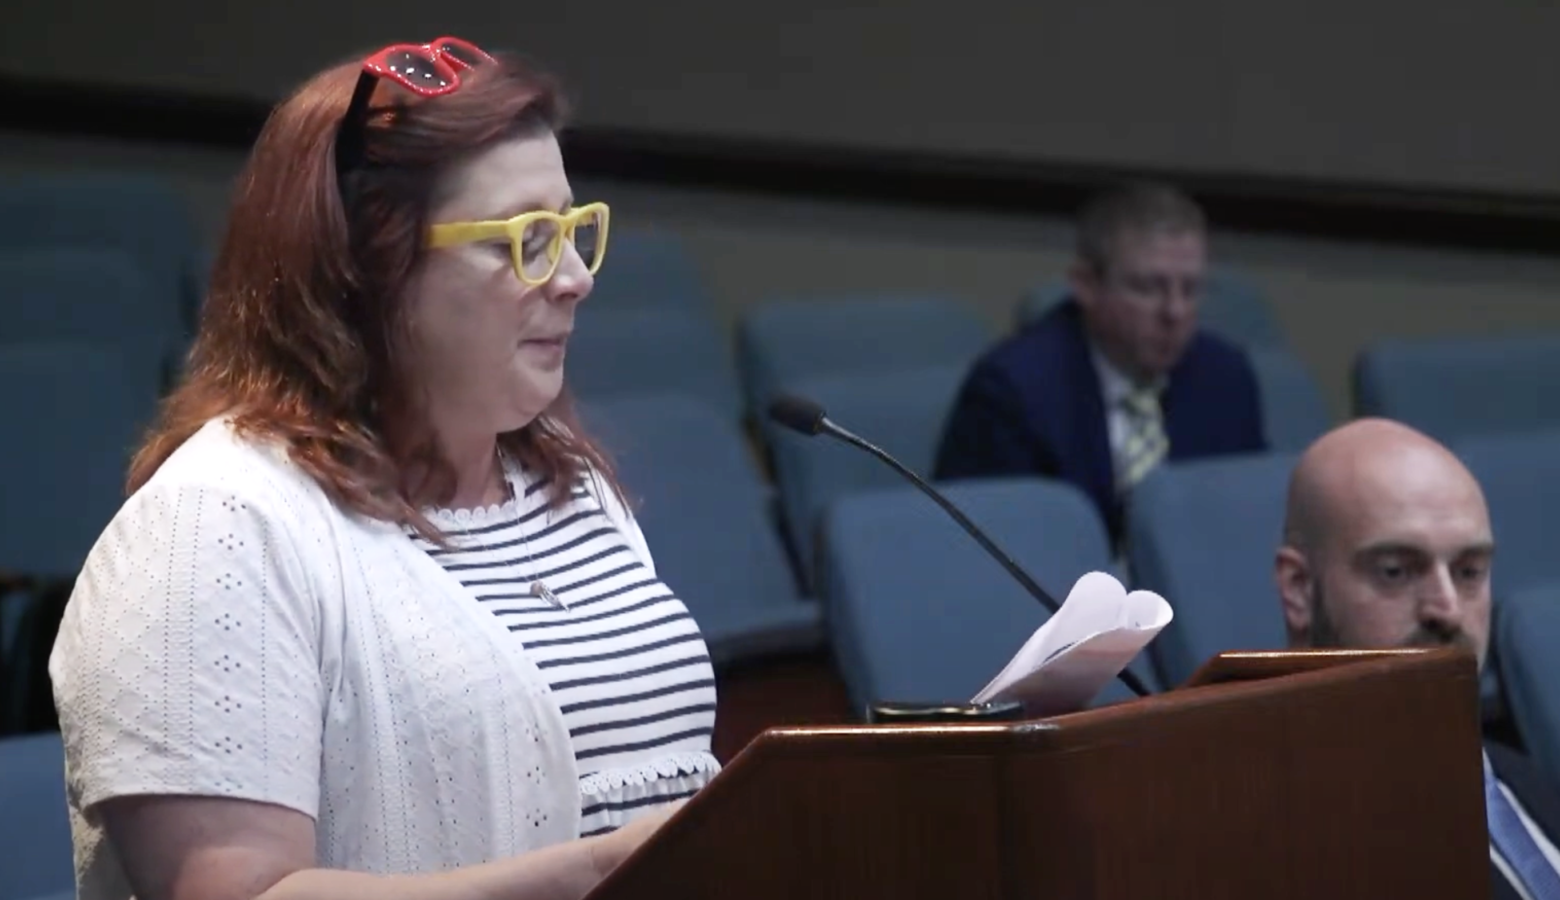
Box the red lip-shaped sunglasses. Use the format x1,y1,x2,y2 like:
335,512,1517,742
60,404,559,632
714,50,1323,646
336,36,495,170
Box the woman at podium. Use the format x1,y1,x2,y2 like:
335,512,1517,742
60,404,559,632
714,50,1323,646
47,36,716,900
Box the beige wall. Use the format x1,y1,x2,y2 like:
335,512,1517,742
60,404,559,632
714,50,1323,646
7,129,1560,418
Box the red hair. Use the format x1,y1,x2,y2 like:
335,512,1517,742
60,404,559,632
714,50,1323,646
130,50,618,538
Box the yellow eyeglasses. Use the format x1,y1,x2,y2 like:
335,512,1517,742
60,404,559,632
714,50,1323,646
426,202,610,286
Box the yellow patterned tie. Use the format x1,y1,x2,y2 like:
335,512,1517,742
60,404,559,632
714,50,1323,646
1118,387,1168,492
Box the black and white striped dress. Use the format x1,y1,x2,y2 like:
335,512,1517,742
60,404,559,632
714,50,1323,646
412,464,720,836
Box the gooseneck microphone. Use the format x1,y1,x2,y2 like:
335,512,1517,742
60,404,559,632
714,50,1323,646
768,393,1151,699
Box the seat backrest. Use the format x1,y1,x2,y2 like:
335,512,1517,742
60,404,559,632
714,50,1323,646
0,337,153,729
0,247,180,354
581,393,810,659
585,229,713,313
0,731,73,900
1126,452,1298,686
1453,429,1560,600
1247,348,1333,452
567,307,741,417
0,171,203,332
768,364,967,586
1496,582,1560,788
737,295,990,415
1014,271,1284,348
818,478,1121,713
0,341,162,579
1354,334,1560,442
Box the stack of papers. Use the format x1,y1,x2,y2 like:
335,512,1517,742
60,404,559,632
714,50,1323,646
972,571,1173,716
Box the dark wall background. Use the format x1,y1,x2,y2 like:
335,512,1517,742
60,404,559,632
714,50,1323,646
6,0,1559,199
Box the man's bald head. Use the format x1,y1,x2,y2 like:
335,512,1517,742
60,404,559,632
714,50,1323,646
1283,418,1487,555
1275,418,1494,667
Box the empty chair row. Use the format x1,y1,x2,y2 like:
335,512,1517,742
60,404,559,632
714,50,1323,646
0,247,189,384
0,171,206,334
565,293,995,423
1354,333,1560,443
574,292,1560,463
0,173,724,396
568,295,1330,443
0,343,161,579
735,295,994,416
583,237,1560,448
17,176,1560,449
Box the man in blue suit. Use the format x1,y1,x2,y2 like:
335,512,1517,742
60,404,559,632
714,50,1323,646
1276,419,1560,900
934,183,1266,542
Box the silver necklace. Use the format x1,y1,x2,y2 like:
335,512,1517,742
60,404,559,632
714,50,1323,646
525,543,566,610
497,452,568,611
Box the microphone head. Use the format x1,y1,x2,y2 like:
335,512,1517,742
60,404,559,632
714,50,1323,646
767,394,828,436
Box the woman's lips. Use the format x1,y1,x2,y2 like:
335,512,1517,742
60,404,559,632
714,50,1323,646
520,335,569,365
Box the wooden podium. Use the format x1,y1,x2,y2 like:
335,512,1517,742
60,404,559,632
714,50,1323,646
586,648,1489,899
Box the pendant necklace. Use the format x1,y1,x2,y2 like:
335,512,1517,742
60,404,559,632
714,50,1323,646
500,451,568,611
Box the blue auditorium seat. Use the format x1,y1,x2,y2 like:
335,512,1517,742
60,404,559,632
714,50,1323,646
736,294,991,417
1497,582,1560,788
586,229,714,314
819,477,1155,715
767,363,967,586
0,247,185,385
567,307,741,417
0,171,204,333
1354,333,1560,442
0,732,72,900
1126,453,1298,687
1453,429,1560,601
581,393,821,665
1248,348,1333,452
1014,270,1285,349
0,342,162,732
0,341,161,580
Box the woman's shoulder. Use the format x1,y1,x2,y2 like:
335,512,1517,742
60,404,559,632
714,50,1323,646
114,418,347,558
140,418,328,510
72,419,359,637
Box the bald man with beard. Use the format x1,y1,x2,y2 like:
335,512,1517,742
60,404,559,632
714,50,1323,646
1275,418,1560,900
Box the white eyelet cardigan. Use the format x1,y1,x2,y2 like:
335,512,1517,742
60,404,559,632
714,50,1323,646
50,419,647,898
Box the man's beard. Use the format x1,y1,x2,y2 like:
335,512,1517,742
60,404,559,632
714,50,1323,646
1309,585,1477,655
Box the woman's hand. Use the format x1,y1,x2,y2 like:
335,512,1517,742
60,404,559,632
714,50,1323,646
586,800,688,880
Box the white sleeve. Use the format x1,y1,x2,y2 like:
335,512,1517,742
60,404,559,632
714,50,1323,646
590,471,657,577
49,477,325,818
